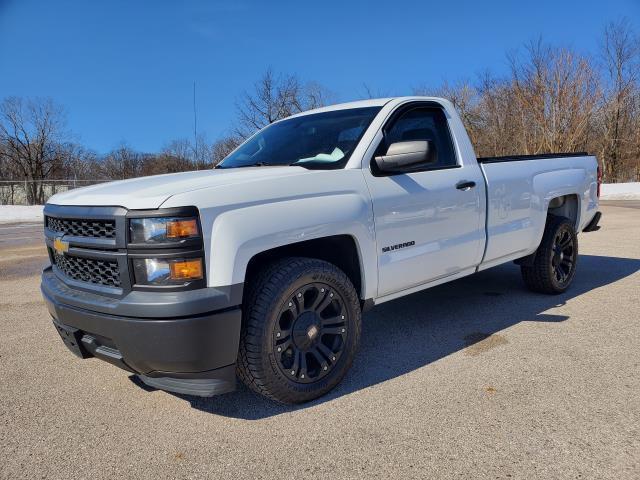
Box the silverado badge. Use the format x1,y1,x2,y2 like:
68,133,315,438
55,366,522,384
53,237,70,255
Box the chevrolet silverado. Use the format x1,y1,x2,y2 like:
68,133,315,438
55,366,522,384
41,97,602,403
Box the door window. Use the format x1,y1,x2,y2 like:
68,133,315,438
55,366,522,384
382,107,458,169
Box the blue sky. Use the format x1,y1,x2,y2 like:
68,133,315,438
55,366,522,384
1,0,639,154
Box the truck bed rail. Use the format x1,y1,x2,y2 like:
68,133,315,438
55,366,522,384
477,152,589,164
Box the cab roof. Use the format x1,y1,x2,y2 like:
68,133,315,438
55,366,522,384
288,96,448,119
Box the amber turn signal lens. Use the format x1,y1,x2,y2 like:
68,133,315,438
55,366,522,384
166,219,199,239
169,259,203,280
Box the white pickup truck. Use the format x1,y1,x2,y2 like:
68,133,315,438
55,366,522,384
41,97,602,403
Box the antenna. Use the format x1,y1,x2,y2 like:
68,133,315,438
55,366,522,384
193,81,198,166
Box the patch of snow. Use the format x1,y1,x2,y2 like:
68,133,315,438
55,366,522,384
0,205,44,224
600,182,640,200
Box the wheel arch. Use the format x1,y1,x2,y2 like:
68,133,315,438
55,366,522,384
516,194,580,267
547,193,580,230
244,235,366,303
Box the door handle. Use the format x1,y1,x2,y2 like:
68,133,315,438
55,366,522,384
456,180,476,191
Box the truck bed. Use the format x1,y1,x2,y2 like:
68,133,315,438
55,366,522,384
477,152,599,270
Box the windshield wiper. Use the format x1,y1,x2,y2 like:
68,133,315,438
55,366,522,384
217,162,285,169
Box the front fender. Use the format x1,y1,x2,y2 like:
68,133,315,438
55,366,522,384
207,193,377,299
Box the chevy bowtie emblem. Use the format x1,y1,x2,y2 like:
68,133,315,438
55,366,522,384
53,237,70,255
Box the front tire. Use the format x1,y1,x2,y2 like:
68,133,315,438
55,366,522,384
521,215,578,294
237,257,362,404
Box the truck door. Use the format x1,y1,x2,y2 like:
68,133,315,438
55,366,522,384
363,104,486,297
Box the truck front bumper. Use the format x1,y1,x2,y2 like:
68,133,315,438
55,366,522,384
41,267,242,397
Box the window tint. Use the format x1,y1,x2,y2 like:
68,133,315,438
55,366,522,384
383,107,457,169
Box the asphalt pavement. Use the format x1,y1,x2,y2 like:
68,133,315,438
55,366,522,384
0,204,639,479
0,222,43,247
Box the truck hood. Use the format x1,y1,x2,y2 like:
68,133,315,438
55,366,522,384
47,167,311,209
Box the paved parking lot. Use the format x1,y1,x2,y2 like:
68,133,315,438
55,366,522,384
0,222,43,247
1,204,639,479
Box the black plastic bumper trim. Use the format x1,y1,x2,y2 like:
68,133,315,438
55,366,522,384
44,288,242,376
137,365,236,397
583,211,602,232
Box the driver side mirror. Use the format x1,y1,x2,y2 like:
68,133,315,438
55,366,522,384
374,140,436,173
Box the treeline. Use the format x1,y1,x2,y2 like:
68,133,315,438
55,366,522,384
418,20,640,183
1,19,639,204
0,69,332,204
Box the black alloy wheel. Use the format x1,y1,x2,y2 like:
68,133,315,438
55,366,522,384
273,282,348,383
551,228,576,285
237,257,361,403
521,215,579,294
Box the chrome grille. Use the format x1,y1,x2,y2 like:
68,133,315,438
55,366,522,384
47,216,116,239
51,251,121,288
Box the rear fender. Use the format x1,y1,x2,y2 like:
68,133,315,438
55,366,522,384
531,168,589,251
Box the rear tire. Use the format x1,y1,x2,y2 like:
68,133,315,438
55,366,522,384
237,257,362,404
521,215,578,294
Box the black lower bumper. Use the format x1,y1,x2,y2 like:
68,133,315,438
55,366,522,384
42,267,242,396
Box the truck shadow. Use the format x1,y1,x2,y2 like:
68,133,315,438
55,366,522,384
135,254,640,419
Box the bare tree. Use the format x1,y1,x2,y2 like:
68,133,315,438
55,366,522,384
414,80,482,147
100,143,145,180
360,83,376,99
305,81,336,110
508,40,600,154
142,145,194,175
474,72,521,157
598,19,640,181
211,135,241,166
163,138,193,165
0,140,21,179
235,69,300,138
414,42,607,162
57,143,102,181
360,83,391,99
0,97,68,203
192,133,215,170
235,68,332,139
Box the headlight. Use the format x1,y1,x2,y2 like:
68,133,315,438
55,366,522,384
129,217,200,244
133,257,204,286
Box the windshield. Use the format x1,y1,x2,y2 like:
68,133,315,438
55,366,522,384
218,106,382,170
